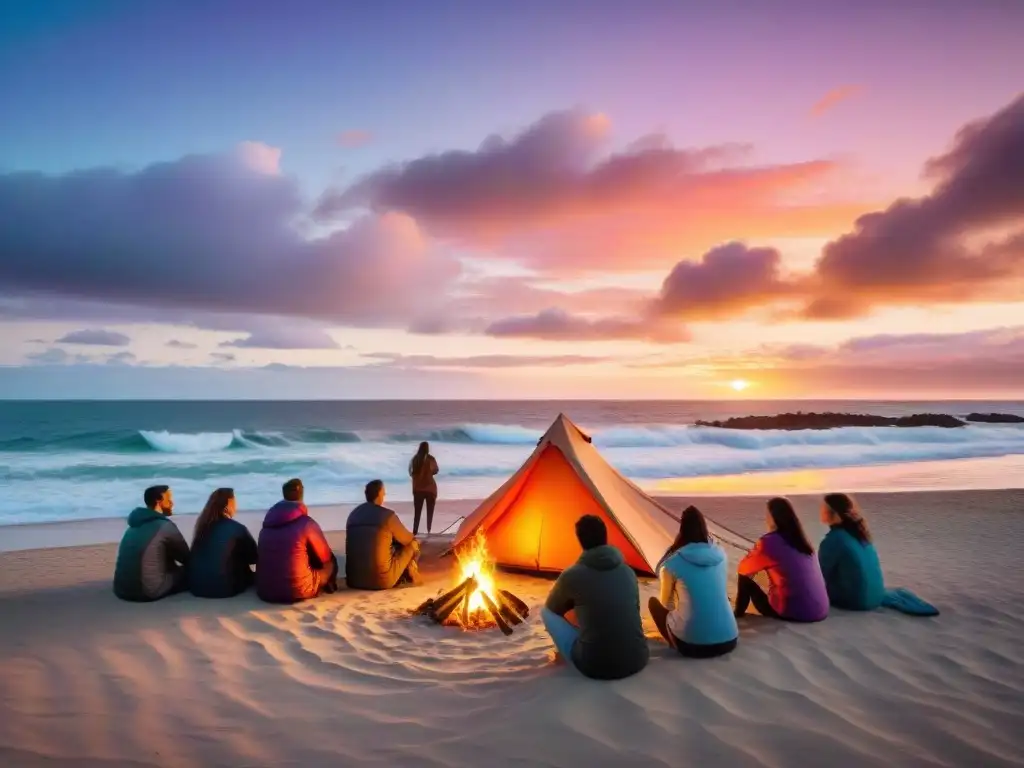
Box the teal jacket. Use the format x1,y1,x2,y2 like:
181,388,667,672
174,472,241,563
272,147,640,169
545,545,649,680
818,526,885,610
660,542,738,646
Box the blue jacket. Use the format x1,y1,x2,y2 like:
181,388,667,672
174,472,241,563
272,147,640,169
660,542,738,646
818,526,885,610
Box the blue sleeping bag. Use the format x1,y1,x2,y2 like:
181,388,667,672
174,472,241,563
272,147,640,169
882,587,939,617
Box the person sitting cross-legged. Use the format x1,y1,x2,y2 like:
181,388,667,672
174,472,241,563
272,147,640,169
345,480,422,590
648,505,738,658
541,515,650,680
256,478,339,604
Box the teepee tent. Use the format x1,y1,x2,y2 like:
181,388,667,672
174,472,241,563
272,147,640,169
451,414,751,576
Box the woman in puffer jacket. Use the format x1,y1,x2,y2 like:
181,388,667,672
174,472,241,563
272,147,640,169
649,505,739,658
188,488,257,598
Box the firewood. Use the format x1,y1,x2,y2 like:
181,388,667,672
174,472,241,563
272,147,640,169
498,602,523,626
460,591,470,626
495,592,524,626
432,577,476,624
412,597,436,614
434,576,476,609
480,591,514,636
499,589,530,619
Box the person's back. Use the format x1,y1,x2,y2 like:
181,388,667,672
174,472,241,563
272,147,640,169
346,480,419,590
545,541,649,680
662,542,738,647
189,517,257,598
113,486,189,602
741,531,829,621
819,527,885,610
257,493,335,603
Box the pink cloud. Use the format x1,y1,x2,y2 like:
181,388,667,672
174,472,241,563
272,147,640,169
315,108,869,274
810,85,865,118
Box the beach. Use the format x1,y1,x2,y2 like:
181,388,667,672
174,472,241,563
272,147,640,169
2,490,1023,767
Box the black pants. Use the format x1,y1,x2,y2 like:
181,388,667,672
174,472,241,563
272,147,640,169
649,597,738,658
734,574,781,619
316,554,340,595
413,492,436,535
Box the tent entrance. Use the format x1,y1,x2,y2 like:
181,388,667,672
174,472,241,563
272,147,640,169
482,445,650,574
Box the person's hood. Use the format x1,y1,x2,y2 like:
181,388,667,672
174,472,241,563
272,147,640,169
263,500,308,529
127,507,166,528
677,542,725,568
579,544,625,571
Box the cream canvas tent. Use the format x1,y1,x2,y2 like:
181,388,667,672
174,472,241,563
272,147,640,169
450,414,752,576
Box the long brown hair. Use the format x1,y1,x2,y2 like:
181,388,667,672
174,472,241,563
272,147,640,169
767,497,814,556
824,492,871,544
410,441,430,476
193,487,235,547
661,505,711,564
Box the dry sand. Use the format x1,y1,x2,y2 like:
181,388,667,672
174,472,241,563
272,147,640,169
1,490,1023,767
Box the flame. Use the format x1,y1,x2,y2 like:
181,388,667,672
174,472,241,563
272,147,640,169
454,531,498,617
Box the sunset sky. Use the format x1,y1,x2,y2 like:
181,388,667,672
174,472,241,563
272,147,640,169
1,0,1022,399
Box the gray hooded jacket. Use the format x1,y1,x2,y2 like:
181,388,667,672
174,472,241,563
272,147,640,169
545,544,650,680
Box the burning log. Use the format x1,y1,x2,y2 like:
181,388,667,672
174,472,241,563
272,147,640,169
499,589,530,619
430,577,477,625
480,591,514,636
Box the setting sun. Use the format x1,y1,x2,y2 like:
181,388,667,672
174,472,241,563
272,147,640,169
730,379,750,392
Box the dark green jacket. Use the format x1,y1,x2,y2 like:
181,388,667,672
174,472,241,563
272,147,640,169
113,507,190,602
545,545,650,680
188,518,257,598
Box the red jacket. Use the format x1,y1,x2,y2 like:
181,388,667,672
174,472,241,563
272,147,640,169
256,501,334,603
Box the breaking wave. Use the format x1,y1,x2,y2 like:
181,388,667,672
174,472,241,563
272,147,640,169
3,421,1024,456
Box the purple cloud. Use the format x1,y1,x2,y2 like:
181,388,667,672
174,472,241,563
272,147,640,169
56,328,131,346
485,307,690,344
0,144,459,327
220,326,340,350
807,92,1024,316
654,242,796,319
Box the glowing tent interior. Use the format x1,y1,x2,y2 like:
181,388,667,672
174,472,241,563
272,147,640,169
450,413,752,576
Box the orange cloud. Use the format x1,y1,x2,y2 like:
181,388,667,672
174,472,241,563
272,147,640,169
810,85,864,118
316,108,872,275
336,129,373,148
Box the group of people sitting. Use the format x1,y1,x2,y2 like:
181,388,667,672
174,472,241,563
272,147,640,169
113,477,424,604
540,493,884,679
112,479,885,682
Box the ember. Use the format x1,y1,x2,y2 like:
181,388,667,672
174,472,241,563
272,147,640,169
413,532,529,634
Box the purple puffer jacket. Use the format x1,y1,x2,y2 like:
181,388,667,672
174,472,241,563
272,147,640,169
256,501,335,603
738,532,829,622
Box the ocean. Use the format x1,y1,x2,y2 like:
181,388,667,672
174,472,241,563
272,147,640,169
2,399,1023,526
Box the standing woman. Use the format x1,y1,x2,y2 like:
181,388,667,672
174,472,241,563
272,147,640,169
409,441,439,537
188,488,258,598
734,497,829,622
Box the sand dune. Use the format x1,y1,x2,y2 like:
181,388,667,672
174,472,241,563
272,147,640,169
2,491,1023,767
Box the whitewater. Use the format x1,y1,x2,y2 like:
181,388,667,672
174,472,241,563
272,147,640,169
3,402,1024,524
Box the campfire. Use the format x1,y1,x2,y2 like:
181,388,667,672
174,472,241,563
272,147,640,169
413,532,529,635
